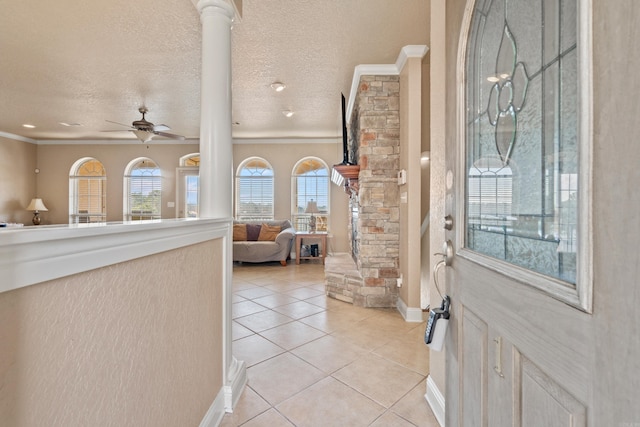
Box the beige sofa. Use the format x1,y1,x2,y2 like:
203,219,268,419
232,219,296,266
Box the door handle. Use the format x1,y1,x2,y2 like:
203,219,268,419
433,240,454,299
434,240,454,266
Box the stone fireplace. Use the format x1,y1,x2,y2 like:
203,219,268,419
326,75,400,308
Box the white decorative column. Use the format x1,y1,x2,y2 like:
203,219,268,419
198,0,233,219
196,0,246,414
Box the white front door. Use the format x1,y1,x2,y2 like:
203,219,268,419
442,0,595,425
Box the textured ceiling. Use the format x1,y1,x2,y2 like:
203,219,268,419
0,0,429,142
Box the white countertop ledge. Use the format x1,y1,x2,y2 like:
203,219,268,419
0,218,232,294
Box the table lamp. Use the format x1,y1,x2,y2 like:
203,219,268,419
26,198,48,225
305,199,319,232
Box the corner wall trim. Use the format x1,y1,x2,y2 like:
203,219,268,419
199,387,226,427
397,297,426,323
425,375,445,427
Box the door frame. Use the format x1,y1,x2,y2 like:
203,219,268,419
176,166,200,218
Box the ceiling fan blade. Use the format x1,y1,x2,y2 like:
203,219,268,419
153,124,171,131
154,131,185,140
105,119,134,129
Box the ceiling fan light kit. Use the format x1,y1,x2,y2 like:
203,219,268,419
132,129,154,143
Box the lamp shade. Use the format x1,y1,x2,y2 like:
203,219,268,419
26,198,48,212
133,130,154,143
304,200,319,214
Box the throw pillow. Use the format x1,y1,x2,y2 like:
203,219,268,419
246,223,262,241
258,223,281,241
233,224,247,241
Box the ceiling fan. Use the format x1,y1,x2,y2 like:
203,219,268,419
105,107,185,142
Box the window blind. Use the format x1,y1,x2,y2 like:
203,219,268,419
235,159,274,220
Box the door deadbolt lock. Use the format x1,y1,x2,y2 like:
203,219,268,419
444,215,453,230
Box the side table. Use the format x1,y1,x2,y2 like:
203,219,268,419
295,232,327,265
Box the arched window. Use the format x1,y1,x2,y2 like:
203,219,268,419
291,157,329,232
179,153,200,167
177,153,200,218
124,157,162,221
235,157,274,220
69,157,106,224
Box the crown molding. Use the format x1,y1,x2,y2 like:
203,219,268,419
0,131,37,144
346,44,429,124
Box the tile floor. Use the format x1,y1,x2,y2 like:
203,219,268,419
221,261,440,427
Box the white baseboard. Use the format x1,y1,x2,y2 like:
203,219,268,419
425,375,445,427
199,387,226,427
224,358,247,412
397,297,426,323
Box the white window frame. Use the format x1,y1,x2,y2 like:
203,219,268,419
235,157,274,221
291,157,330,232
123,157,162,221
176,153,200,218
69,157,107,224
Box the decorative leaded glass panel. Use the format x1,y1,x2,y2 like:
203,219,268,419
465,0,578,284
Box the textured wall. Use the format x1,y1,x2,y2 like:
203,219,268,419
0,240,224,427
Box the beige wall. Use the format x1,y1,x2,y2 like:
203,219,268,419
35,142,199,224
0,239,224,426
428,0,448,400
399,57,425,310
28,140,351,252
0,137,37,225
420,59,432,308
233,141,350,253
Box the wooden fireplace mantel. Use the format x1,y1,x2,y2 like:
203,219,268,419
332,164,360,195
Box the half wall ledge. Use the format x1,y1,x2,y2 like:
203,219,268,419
0,218,231,294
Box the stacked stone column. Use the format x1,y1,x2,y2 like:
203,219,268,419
352,75,400,307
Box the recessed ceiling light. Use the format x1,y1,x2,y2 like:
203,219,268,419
22,124,36,128
271,82,286,92
59,122,83,127
282,110,294,117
